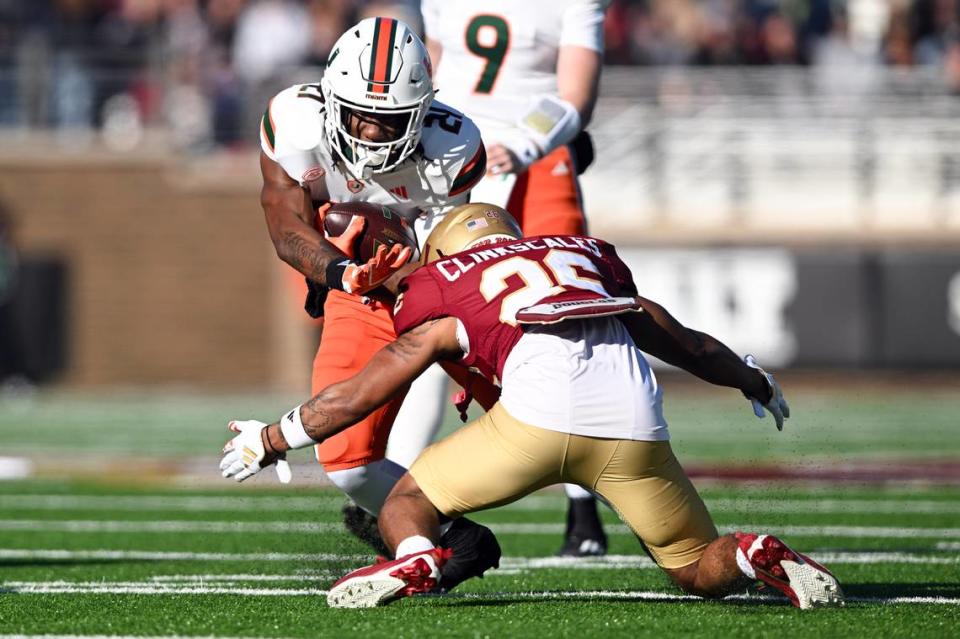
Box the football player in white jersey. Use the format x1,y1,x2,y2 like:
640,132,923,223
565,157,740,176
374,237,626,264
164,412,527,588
385,0,611,557
254,17,499,589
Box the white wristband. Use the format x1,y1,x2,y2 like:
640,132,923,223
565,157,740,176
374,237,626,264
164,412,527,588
279,405,316,449
515,94,582,161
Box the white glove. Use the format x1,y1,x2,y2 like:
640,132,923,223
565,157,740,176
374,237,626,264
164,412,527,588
219,420,292,483
743,355,791,431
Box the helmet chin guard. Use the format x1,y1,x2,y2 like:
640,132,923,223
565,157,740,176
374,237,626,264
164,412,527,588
321,17,434,178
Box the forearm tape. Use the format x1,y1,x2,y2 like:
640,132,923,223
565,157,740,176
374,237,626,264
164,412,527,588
507,95,582,166
279,405,316,449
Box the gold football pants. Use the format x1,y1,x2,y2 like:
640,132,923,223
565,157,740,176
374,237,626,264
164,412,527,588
409,402,718,569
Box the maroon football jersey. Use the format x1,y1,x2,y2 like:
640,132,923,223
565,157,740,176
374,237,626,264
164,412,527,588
392,235,639,384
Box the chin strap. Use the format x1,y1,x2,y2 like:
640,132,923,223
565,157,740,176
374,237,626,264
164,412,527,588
352,154,375,179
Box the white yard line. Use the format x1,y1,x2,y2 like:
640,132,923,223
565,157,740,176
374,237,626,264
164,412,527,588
7,494,960,514
0,495,339,512
0,520,343,533
0,548,955,567
0,549,368,562
147,573,336,582
0,583,957,606
498,552,960,569
5,494,959,515
491,523,960,539
477,591,960,605
935,541,960,550
1,584,327,596
3,519,960,539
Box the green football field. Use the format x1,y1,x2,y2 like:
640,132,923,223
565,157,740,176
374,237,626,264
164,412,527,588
0,384,958,637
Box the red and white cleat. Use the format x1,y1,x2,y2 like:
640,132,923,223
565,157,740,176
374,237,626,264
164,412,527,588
736,533,844,609
326,548,452,608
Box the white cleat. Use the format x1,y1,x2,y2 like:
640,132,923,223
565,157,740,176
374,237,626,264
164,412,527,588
327,548,450,609
780,559,845,609
737,532,844,609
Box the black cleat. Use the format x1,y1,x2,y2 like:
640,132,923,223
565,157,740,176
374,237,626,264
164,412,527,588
341,502,390,557
557,496,608,557
436,518,502,591
557,533,607,557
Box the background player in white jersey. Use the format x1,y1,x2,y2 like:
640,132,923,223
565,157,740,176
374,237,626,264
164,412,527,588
257,17,498,585
385,0,611,557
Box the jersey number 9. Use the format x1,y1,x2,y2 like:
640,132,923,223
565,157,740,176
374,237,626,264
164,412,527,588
466,15,510,94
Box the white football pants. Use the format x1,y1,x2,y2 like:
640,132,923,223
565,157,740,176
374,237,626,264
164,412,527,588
385,362,449,469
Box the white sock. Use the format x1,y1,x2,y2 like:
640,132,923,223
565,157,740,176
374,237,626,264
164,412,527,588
735,534,767,579
395,535,436,559
564,483,593,500
735,547,756,579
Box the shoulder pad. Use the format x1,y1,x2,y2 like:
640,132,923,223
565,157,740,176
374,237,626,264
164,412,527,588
261,85,326,158
419,101,486,198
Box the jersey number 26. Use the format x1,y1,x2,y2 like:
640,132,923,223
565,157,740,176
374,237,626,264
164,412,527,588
480,249,607,325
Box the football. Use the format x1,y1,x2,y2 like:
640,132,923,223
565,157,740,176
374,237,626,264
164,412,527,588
320,201,418,262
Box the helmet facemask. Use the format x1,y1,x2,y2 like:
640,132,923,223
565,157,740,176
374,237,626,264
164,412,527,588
321,84,431,178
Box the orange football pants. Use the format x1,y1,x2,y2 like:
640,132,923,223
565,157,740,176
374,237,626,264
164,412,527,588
507,145,587,236
312,290,407,472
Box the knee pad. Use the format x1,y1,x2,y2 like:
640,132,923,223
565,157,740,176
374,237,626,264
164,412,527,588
326,458,407,516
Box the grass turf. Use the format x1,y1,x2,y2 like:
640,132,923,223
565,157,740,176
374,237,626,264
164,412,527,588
0,482,957,638
0,387,957,636
2,385,959,463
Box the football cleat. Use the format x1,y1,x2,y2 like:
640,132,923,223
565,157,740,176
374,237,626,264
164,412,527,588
327,548,452,608
436,518,501,591
557,534,607,557
736,532,844,609
557,496,608,557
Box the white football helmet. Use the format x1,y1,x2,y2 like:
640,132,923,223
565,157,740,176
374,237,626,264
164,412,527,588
321,17,434,178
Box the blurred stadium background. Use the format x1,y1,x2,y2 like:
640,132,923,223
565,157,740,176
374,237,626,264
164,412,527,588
0,0,957,549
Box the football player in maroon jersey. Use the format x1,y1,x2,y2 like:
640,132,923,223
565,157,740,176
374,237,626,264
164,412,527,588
221,204,843,610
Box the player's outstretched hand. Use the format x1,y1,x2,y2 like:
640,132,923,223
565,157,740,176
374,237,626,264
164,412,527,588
743,355,791,431
342,242,414,295
219,420,290,483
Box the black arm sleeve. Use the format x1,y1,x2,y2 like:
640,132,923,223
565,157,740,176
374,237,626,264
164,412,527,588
304,278,329,319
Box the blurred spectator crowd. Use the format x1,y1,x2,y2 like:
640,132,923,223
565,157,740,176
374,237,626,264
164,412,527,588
605,0,960,68
1,0,960,149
